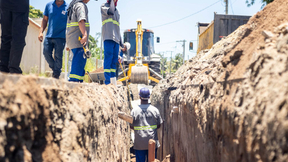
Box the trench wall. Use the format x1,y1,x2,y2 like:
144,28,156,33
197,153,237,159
0,74,130,162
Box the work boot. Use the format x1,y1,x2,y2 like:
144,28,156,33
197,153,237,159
52,73,60,79
110,77,117,86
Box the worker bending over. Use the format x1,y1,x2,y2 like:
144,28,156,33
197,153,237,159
38,0,68,79
0,0,29,74
130,88,163,162
101,0,126,85
66,0,90,82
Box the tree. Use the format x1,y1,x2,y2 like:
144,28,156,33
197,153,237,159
159,53,168,78
172,53,183,70
29,5,43,18
246,0,274,8
88,34,103,59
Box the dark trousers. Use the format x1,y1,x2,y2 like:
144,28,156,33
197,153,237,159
43,38,65,78
0,9,29,74
135,148,157,162
116,62,119,80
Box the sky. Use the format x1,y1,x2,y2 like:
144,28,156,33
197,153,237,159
30,0,263,60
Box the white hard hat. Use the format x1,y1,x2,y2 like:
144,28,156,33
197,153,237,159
124,42,131,50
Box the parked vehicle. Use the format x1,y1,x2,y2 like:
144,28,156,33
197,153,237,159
197,13,251,53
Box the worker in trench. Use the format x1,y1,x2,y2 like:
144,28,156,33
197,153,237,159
130,88,163,162
38,0,68,79
0,0,29,74
116,42,130,80
101,0,126,86
66,0,90,82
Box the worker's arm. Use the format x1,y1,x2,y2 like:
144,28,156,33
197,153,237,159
79,20,88,45
107,0,116,15
157,110,163,129
101,0,116,16
119,37,124,48
75,3,88,46
38,16,48,42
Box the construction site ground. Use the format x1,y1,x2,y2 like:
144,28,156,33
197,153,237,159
1,0,288,161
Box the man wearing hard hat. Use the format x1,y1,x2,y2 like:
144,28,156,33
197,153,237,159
130,88,163,162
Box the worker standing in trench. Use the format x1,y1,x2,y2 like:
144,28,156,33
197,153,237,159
66,0,90,82
0,0,29,74
101,0,126,86
130,88,163,162
38,0,68,79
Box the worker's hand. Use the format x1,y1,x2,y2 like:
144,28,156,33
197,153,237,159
66,47,70,51
80,35,87,46
38,33,44,42
118,56,123,63
121,44,127,52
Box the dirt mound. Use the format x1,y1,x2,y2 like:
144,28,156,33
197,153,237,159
223,0,288,80
151,0,288,161
0,74,130,161
91,67,104,73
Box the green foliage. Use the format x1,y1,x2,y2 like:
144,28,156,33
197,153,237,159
29,5,43,18
84,58,97,72
160,52,184,76
172,53,183,70
89,33,104,59
246,0,274,8
158,53,168,78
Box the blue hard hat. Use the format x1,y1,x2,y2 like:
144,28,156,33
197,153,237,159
139,88,150,98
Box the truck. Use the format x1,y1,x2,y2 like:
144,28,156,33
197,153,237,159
197,13,251,53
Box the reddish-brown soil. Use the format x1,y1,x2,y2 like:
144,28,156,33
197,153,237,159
90,67,104,73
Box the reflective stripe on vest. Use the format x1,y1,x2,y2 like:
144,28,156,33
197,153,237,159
102,18,119,26
134,125,157,130
69,74,84,80
67,22,90,28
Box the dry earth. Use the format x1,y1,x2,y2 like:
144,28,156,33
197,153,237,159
0,74,130,162
151,0,288,161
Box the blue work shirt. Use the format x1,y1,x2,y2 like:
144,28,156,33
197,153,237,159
44,1,68,39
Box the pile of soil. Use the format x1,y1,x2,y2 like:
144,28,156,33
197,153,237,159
90,67,104,73
151,0,288,161
0,74,130,162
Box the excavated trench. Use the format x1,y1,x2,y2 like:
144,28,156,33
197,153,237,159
1,0,288,162
151,0,288,161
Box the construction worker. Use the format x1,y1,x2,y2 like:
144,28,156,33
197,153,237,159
0,0,29,74
66,0,90,82
130,88,163,162
101,0,126,85
116,42,130,80
38,0,68,79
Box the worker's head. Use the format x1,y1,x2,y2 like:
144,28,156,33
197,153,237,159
56,0,64,6
107,0,118,6
139,88,150,101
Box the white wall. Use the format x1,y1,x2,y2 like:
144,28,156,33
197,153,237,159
0,18,50,74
